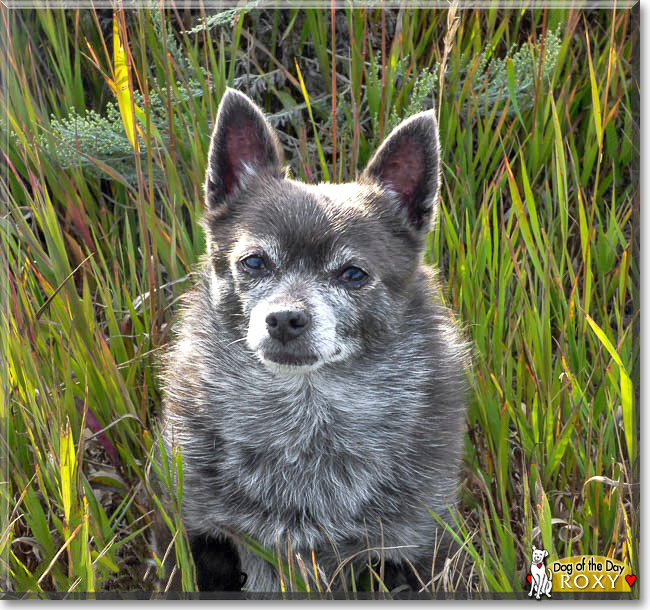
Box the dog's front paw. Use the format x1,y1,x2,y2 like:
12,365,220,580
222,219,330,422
191,534,243,592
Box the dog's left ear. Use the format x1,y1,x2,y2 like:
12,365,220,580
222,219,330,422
360,110,441,234
544,550,549,558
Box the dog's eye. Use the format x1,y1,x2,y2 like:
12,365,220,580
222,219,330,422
338,266,368,287
240,255,267,273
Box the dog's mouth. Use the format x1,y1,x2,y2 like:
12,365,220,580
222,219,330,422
261,350,319,367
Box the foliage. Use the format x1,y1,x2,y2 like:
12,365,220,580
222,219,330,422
7,25,561,185
468,23,563,113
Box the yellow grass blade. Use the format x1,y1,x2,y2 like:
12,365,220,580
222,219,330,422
113,13,136,150
585,314,635,466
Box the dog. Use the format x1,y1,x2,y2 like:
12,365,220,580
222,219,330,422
158,88,468,592
528,546,552,599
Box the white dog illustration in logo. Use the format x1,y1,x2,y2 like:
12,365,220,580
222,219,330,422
528,545,552,599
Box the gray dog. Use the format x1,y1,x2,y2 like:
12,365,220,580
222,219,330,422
159,89,468,592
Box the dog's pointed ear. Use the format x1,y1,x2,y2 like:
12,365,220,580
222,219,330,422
205,89,284,210
544,550,548,558
360,110,441,234
532,546,537,552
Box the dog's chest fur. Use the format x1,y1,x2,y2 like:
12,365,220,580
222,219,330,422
224,375,418,537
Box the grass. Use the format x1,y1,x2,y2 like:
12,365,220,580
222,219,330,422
1,3,639,599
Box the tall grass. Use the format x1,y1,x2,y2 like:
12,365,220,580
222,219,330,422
1,4,639,598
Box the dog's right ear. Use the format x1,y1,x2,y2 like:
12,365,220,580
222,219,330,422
205,89,284,210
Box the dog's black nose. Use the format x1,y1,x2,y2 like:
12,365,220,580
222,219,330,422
266,310,311,344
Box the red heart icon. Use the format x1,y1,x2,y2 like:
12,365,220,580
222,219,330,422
625,575,637,587
537,563,543,568
527,575,532,584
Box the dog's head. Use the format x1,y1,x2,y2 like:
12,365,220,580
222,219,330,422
531,546,549,564
202,89,441,375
